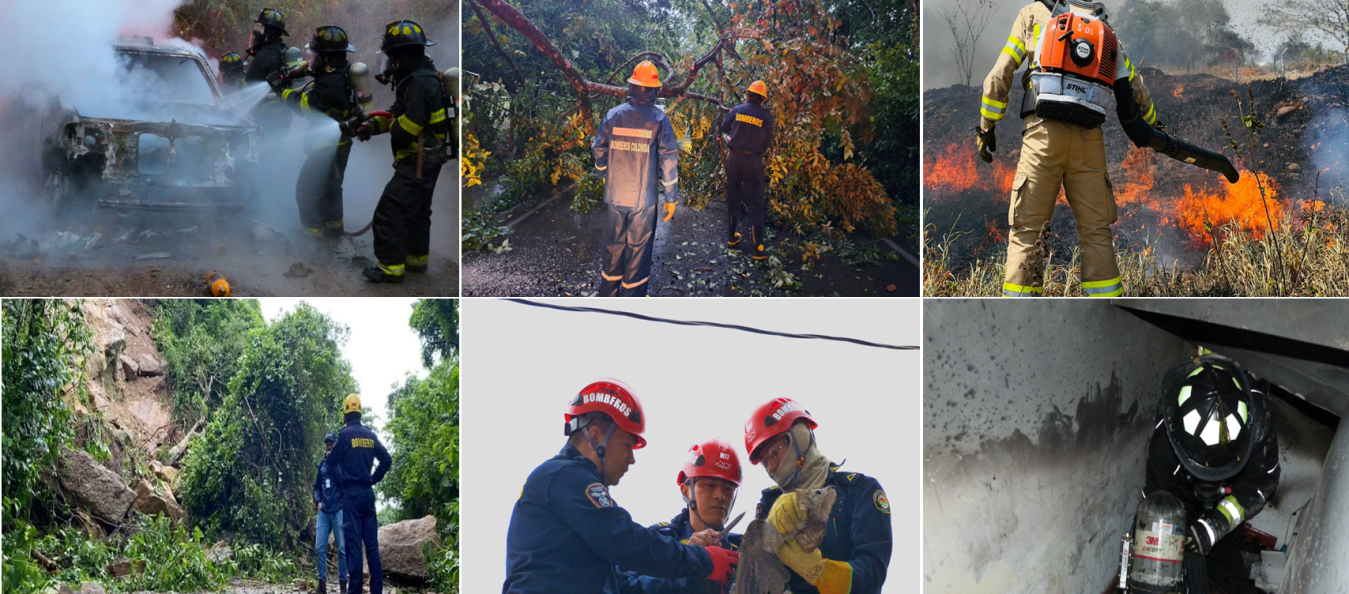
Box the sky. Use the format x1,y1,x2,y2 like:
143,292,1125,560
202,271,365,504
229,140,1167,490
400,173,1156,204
259,298,426,436
924,0,1294,89
460,298,921,592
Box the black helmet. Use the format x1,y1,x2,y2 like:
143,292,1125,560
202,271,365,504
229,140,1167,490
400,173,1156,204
380,20,437,52
311,25,356,53
255,8,288,36
219,52,244,72
1160,355,1260,482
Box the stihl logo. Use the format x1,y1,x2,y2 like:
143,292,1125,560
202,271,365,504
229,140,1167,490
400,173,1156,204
1067,83,1087,93
1146,536,1159,545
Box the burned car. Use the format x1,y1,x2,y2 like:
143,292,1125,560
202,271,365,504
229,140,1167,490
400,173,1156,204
38,39,260,211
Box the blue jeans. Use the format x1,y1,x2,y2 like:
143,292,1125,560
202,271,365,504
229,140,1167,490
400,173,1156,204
316,508,347,582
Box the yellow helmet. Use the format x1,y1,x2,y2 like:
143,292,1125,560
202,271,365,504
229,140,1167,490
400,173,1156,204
343,393,362,415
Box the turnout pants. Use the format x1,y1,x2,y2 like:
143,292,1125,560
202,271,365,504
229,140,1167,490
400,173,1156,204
599,204,659,297
373,160,441,277
725,151,767,227
296,142,351,234
1004,117,1122,297
342,487,382,594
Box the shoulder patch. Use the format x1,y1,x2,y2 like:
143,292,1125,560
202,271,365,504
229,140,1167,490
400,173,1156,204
847,473,857,482
873,490,890,514
585,483,613,508
657,522,670,527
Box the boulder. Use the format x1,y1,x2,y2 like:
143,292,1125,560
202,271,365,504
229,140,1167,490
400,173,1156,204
150,461,178,485
117,354,139,380
137,354,163,377
80,301,127,381
77,582,107,594
56,448,133,523
131,479,185,523
377,515,439,581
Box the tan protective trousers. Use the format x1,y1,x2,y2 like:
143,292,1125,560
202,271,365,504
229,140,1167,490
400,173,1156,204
1003,117,1122,297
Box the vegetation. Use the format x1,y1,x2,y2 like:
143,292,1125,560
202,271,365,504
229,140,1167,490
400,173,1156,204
1114,0,1252,75
152,300,265,422
462,0,919,251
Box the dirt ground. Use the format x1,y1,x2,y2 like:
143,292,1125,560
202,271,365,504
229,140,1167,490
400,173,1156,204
462,179,919,297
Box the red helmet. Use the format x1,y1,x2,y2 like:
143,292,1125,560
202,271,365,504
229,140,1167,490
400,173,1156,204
677,438,742,486
565,379,647,449
745,397,817,464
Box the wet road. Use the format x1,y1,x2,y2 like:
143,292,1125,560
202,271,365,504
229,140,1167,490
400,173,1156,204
462,183,918,297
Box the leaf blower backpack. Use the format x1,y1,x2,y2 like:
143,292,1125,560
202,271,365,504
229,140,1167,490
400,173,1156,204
1025,11,1117,129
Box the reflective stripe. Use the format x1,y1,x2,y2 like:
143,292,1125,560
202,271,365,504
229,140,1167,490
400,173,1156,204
324,219,344,230
613,127,653,139
1199,518,1217,544
661,178,678,187
428,108,448,124
596,165,608,171
299,93,311,113
406,254,429,266
1218,496,1245,526
1002,35,1027,65
379,263,405,276
1126,56,1137,81
1029,24,1042,69
1082,277,1123,297
622,277,650,289
281,88,295,101
982,96,1007,121
396,115,424,136
1002,282,1042,297
1144,104,1157,125
395,148,418,161
601,272,623,281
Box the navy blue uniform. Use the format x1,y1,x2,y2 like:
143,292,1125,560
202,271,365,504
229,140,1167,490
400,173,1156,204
504,445,713,593
313,453,344,510
720,101,774,241
591,87,680,297
329,418,392,594
755,466,892,594
618,509,744,594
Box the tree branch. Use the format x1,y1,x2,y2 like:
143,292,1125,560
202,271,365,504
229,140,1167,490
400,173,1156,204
474,0,597,129
469,0,526,94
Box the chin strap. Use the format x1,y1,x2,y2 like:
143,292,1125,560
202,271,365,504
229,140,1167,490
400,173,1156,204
580,419,619,486
683,478,738,533
779,428,816,490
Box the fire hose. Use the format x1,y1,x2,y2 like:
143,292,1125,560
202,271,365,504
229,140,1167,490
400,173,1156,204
1114,78,1240,184
338,110,393,237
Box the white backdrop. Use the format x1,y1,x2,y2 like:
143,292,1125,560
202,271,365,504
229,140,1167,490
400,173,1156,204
460,298,920,593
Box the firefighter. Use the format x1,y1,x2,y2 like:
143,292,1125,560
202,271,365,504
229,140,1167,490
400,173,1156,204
503,379,739,593
1145,355,1279,584
721,80,774,259
591,61,681,297
358,20,451,283
244,8,293,142
328,394,392,594
621,438,746,594
271,26,359,238
745,398,892,594
313,433,347,594
218,52,246,92
978,0,1157,297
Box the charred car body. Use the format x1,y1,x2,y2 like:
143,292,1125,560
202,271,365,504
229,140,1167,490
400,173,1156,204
39,39,261,211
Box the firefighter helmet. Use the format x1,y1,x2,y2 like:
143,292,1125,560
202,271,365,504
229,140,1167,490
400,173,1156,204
219,52,244,72
1160,355,1259,482
380,20,437,52
628,61,662,88
565,379,647,449
745,397,817,464
678,438,742,486
747,80,768,99
343,393,362,415
254,8,288,36
311,25,356,53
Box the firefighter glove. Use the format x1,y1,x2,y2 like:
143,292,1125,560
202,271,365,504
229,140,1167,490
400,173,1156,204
355,124,373,142
767,492,808,535
1186,518,1217,556
976,125,997,163
703,546,739,585
663,203,677,222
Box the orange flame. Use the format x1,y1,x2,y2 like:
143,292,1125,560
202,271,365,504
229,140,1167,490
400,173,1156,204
1115,146,1158,209
1174,171,1281,247
924,140,1015,199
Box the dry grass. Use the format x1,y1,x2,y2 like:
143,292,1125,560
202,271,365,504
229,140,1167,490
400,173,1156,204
924,203,1349,297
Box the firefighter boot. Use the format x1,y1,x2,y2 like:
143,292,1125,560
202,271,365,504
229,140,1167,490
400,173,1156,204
406,254,429,274
727,215,741,247
745,224,768,260
362,265,405,284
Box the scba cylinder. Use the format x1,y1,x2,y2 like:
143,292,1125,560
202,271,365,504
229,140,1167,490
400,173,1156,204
1128,491,1186,593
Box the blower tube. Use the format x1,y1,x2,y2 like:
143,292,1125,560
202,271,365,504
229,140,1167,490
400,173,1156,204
1114,77,1240,184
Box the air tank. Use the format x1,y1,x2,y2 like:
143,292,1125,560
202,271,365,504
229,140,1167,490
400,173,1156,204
1127,490,1186,594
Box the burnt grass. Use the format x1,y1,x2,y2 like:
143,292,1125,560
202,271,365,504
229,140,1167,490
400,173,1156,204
923,65,1349,271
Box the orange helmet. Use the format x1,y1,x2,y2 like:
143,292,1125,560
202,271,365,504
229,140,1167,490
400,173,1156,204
677,438,742,486
745,397,817,464
628,61,662,88
565,379,647,449
747,80,768,99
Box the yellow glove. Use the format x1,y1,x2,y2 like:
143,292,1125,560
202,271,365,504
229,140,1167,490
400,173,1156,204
768,492,808,535
663,202,677,222
776,539,853,594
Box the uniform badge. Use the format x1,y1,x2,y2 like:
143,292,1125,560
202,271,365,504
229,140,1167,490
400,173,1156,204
874,490,890,514
586,483,613,508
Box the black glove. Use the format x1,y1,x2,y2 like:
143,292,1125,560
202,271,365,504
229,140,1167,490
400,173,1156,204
266,69,290,93
976,125,997,163
1186,519,1217,556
